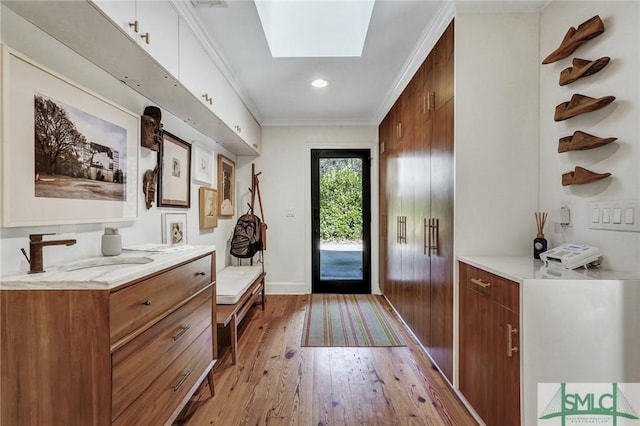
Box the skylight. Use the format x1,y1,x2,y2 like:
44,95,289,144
254,0,375,58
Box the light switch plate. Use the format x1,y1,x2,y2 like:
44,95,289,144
589,201,640,232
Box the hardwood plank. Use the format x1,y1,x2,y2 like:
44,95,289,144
179,295,476,426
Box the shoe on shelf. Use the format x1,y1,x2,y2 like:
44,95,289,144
542,15,605,64
554,94,615,121
559,57,610,86
558,130,617,153
562,166,611,186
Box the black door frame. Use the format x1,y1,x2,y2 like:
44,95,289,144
311,149,371,294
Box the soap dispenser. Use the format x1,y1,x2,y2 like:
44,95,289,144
102,227,122,256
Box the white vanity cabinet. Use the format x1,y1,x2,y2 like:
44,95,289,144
92,0,179,78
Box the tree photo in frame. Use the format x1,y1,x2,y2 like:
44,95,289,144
217,154,235,217
199,187,218,229
158,131,191,208
2,47,139,227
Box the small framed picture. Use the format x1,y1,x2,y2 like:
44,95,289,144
217,154,235,218
162,212,187,245
199,186,218,230
158,131,191,208
193,144,214,185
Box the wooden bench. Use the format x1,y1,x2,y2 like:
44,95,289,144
215,266,266,364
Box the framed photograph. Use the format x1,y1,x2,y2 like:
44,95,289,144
199,187,218,229
1,47,139,227
162,212,187,245
193,144,214,185
158,131,191,208
217,154,235,217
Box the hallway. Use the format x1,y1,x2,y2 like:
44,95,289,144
181,295,476,425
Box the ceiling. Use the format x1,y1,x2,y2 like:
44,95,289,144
184,0,450,127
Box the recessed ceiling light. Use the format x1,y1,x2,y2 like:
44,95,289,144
311,79,329,88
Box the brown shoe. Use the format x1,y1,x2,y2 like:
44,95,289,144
562,166,611,186
559,57,610,86
543,15,605,64
554,94,615,121
558,131,617,153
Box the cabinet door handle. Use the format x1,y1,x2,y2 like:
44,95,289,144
140,32,150,44
129,20,139,33
396,216,400,244
142,299,152,306
430,217,439,254
171,371,192,392
507,323,519,357
172,325,191,341
471,278,491,289
423,218,428,255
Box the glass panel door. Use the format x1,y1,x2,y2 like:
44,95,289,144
311,149,371,294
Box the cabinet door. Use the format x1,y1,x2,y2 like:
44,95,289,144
379,116,391,294
136,1,179,77
179,19,217,108
433,21,454,108
92,0,137,39
489,303,520,426
459,263,492,423
429,97,454,381
414,54,434,348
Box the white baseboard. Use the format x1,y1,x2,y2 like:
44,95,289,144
265,282,308,295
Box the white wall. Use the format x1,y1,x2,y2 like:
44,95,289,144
0,6,239,276
539,1,640,274
236,126,379,294
454,13,541,257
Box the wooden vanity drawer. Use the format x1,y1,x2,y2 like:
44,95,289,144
111,286,212,421
460,262,519,311
110,254,212,345
113,327,214,426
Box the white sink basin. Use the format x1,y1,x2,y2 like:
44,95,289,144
60,256,154,271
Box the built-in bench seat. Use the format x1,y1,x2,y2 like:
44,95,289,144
215,265,265,364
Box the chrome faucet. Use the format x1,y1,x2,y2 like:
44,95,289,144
25,233,77,274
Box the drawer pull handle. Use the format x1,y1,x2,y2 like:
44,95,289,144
471,278,492,288
172,371,191,392
195,272,206,276
507,323,519,357
172,325,191,341
142,300,152,306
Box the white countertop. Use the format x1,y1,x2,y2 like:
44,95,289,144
1,245,215,291
457,255,640,283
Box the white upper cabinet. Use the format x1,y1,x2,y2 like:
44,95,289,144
178,17,261,152
93,1,179,79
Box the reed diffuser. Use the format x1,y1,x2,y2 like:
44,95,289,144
534,212,548,259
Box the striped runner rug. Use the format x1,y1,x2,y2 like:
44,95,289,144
301,294,405,347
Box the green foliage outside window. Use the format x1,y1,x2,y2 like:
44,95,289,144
319,158,362,242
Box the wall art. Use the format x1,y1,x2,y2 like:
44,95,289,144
162,212,188,245
158,131,191,208
217,154,235,217
1,47,139,227
199,186,218,229
193,144,214,185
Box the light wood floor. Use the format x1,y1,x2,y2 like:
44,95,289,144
181,295,477,426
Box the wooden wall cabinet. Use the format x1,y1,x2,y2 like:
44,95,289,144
1,251,217,426
458,261,520,426
379,21,455,381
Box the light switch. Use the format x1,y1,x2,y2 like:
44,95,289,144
591,208,600,223
625,208,634,224
602,208,611,223
612,208,622,224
